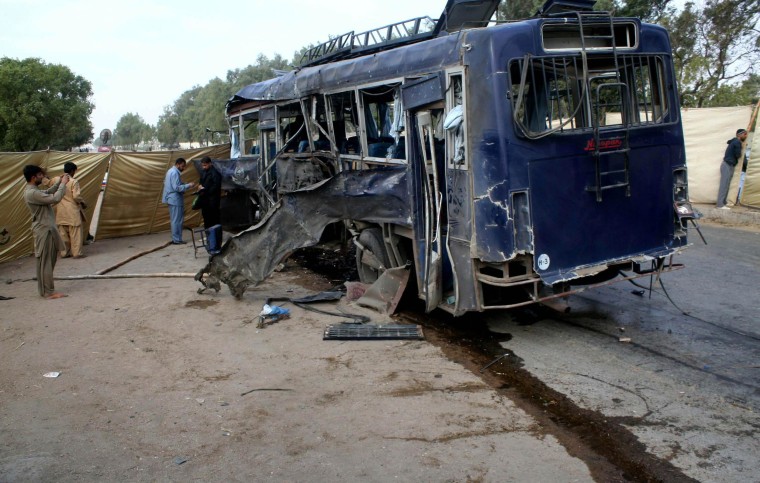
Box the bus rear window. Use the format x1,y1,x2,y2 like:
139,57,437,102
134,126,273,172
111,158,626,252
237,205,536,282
509,55,669,137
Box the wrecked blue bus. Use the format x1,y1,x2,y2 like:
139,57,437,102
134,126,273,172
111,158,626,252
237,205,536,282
197,0,694,315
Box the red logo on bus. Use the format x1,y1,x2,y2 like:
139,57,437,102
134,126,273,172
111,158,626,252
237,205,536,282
584,138,623,151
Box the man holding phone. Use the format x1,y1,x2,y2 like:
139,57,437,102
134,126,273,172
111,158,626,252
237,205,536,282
23,165,70,299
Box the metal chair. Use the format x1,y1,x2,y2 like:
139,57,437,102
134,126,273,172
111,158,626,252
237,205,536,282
188,227,207,259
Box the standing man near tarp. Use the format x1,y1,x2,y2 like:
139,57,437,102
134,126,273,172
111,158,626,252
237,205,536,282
162,158,196,244
197,156,223,255
54,162,87,258
197,156,221,229
717,128,748,209
23,165,70,299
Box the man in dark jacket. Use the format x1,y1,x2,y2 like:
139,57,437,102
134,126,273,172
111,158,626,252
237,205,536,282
198,156,222,228
717,128,748,209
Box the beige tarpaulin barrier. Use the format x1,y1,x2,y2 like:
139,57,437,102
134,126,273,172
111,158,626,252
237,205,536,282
0,145,230,263
741,129,760,208
683,106,753,205
87,144,230,239
0,151,109,264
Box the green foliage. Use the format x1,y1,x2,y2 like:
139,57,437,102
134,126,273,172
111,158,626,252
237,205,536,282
226,53,291,91
615,0,673,22
496,0,625,20
129,1,760,146
155,54,292,147
0,57,94,152
115,112,151,150
665,0,760,107
704,74,760,107
496,0,544,20
156,106,180,147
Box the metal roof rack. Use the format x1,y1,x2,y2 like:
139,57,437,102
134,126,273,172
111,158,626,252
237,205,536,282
299,16,437,67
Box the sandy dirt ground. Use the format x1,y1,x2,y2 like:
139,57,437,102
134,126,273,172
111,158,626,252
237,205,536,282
0,232,593,482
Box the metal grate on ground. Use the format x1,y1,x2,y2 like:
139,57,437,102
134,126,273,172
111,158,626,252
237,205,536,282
323,324,424,340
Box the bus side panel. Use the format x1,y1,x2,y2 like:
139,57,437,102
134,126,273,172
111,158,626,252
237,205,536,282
446,168,479,312
464,30,522,263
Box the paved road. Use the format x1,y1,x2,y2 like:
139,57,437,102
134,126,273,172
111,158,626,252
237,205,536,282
485,224,760,482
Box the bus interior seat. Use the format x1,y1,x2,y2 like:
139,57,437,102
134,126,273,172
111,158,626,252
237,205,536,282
332,120,347,144
314,138,331,151
390,136,406,159
368,136,394,157
298,138,331,152
342,136,360,154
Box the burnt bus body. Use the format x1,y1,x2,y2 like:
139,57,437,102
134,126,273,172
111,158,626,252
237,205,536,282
198,0,694,315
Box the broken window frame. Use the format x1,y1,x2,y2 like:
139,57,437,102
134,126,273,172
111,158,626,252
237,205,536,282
325,89,363,161
276,101,308,153
444,69,467,170
357,82,406,165
509,54,673,138
227,106,268,158
303,95,336,154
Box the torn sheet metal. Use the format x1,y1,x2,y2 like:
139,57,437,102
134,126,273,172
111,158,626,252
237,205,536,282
192,157,261,191
355,266,411,315
276,154,336,194
196,168,410,298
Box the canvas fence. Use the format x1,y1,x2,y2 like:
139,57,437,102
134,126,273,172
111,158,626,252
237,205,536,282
0,145,229,263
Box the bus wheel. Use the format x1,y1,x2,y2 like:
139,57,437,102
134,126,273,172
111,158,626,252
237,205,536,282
356,228,390,284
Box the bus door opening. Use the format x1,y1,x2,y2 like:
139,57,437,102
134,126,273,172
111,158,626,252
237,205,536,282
414,109,446,311
257,127,277,212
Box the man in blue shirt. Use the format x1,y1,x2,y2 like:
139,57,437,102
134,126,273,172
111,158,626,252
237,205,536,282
162,158,196,244
717,128,748,209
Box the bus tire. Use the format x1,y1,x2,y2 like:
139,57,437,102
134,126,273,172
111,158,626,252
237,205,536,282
356,228,390,284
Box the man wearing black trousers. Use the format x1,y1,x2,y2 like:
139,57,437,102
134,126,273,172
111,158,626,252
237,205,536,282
197,156,222,254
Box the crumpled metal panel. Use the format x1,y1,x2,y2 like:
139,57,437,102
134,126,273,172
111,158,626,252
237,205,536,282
355,266,411,314
192,157,261,191
276,155,334,194
196,167,410,297
226,33,462,112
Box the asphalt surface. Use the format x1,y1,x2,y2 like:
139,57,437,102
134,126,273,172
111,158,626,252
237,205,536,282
484,222,760,482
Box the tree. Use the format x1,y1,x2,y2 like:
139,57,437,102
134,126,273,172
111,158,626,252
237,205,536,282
140,123,156,149
131,2,760,148
226,53,291,91
495,0,760,108
173,86,203,144
0,57,94,151
115,112,150,150
496,0,617,20
496,0,544,20
704,73,760,106
615,0,673,22
156,106,181,148
663,0,760,107
185,77,230,145
155,54,294,148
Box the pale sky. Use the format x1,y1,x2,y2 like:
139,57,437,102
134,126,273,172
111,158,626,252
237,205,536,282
0,0,446,134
